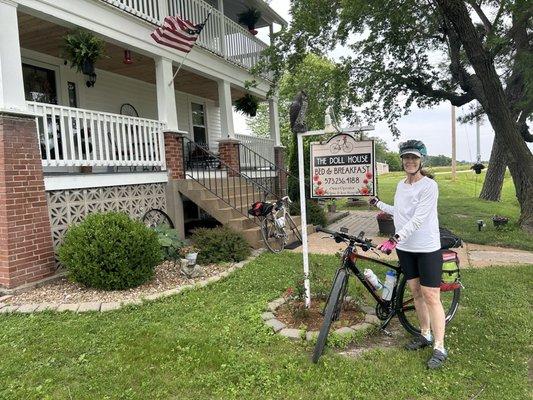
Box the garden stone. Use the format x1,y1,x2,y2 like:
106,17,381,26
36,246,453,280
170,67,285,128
267,298,285,312
306,331,319,341
17,304,39,313
100,302,121,312
35,303,59,312
0,295,13,302
78,302,102,312
364,314,380,325
361,305,376,315
351,322,372,332
144,293,162,301
181,264,205,279
265,318,286,333
261,312,275,321
279,328,301,340
335,326,355,336
0,305,19,313
56,303,79,312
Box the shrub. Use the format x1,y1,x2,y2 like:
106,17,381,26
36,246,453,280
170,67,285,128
58,212,161,290
290,200,327,227
191,226,251,264
153,224,184,263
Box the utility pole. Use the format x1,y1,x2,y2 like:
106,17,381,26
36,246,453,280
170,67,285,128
451,104,457,181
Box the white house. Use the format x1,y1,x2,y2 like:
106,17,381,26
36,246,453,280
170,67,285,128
0,0,288,289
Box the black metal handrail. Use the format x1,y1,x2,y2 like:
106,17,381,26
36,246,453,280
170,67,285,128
238,142,310,198
182,137,278,224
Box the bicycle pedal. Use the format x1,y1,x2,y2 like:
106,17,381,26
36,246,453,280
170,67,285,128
380,328,392,337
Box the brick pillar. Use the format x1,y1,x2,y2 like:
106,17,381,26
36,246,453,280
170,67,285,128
0,113,55,289
218,139,240,177
274,146,287,197
164,131,185,180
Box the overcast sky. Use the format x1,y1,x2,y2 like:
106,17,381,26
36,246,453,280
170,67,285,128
234,0,532,162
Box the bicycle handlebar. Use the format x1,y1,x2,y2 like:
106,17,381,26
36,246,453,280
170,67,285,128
316,226,377,248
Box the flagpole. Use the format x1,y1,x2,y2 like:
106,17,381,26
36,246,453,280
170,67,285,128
168,11,212,86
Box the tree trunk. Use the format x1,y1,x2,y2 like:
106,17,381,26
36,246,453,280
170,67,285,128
437,0,533,233
479,138,506,201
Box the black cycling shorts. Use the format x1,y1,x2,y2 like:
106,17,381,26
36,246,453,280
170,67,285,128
396,248,442,288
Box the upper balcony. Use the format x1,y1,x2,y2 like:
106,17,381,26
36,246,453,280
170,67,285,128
99,0,287,72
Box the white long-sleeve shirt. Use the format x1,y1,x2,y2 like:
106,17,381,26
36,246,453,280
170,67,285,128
377,176,440,253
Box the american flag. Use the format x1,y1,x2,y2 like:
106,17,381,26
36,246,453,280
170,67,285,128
151,15,206,53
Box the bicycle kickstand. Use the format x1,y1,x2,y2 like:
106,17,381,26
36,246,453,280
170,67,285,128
379,312,395,336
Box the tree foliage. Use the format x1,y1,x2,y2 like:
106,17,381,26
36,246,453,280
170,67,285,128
258,0,533,231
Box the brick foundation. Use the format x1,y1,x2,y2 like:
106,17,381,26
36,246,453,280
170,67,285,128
0,113,56,289
164,131,185,180
218,139,240,177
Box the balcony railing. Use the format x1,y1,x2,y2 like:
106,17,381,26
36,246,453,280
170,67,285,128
100,0,269,71
27,102,167,169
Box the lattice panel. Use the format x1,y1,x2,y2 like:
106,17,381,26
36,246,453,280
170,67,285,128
46,183,167,250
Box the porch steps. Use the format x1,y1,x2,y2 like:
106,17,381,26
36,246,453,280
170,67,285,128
176,179,314,249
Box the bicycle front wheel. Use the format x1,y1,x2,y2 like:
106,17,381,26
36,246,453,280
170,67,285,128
396,273,461,336
312,268,348,363
261,216,286,253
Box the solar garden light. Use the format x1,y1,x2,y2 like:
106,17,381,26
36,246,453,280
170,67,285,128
476,219,486,231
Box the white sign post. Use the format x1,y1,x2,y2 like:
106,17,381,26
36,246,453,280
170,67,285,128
297,127,374,309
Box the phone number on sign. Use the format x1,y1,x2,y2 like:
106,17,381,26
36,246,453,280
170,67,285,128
324,177,361,185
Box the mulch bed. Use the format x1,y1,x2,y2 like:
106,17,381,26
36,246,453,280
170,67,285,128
275,297,365,331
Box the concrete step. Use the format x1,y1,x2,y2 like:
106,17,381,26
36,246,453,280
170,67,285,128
243,220,315,249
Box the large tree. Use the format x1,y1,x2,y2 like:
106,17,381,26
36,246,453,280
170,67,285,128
264,0,533,231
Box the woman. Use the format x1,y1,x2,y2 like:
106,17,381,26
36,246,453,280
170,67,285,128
370,140,447,369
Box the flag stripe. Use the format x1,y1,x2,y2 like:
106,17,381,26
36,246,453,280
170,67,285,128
151,15,204,53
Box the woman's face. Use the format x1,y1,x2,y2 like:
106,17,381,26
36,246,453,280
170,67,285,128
402,154,421,174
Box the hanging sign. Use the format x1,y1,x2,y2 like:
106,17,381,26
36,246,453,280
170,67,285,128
310,135,376,198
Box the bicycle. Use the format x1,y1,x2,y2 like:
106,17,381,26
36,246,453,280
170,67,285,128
329,135,354,154
259,196,303,253
312,227,461,363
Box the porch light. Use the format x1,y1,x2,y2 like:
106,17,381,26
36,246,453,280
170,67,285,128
324,106,336,134
86,73,97,88
123,50,133,65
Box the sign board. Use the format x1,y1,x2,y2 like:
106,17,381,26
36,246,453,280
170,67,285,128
310,135,376,198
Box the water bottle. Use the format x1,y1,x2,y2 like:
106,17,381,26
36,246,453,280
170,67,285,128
381,270,397,301
276,216,285,228
363,269,383,291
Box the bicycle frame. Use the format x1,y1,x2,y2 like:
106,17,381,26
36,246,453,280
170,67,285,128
327,239,405,329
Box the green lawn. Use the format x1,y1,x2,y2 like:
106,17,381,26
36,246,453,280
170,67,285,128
0,252,530,399
338,168,533,251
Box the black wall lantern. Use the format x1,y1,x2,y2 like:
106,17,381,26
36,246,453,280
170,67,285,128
86,73,97,88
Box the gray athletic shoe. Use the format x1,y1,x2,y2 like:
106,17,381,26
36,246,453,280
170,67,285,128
404,334,433,351
427,348,448,369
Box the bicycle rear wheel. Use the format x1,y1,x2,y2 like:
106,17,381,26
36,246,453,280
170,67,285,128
312,268,348,363
286,214,303,244
396,273,461,336
261,215,286,253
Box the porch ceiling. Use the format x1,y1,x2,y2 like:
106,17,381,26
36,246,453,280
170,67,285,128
17,13,247,102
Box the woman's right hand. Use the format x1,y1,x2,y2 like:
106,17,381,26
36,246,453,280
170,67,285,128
369,196,380,206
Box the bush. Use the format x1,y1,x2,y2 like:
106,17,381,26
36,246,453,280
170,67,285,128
290,199,327,227
58,212,161,290
191,226,251,265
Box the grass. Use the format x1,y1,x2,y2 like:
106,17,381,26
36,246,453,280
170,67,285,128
0,252,531,400
338,168,533,251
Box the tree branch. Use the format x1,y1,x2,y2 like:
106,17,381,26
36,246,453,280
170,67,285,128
466,1,492,33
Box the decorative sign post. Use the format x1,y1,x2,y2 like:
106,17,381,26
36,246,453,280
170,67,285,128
310,134,376,198
297,129,374,308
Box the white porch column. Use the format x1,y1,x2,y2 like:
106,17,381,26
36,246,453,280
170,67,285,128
217,79,235,138
0,0,27,113
155,56,179,131
269,96,281,146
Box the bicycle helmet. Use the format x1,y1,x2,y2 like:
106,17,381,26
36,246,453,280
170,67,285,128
399,140,427,158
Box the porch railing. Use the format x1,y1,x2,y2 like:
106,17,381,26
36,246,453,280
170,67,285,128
235,134,275,165
100,0,269,71
27,102,167,169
